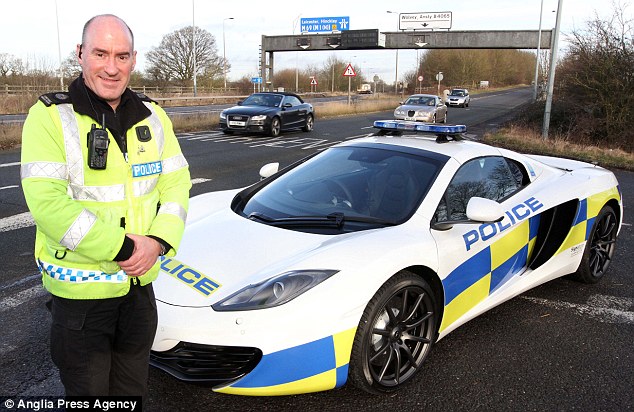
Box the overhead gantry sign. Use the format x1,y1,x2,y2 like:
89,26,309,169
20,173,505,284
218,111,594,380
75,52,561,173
260,29,553,90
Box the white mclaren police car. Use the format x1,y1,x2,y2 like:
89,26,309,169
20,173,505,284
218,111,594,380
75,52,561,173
150,120,622,396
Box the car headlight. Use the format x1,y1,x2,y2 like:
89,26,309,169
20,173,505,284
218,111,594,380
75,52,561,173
394,108,404,115
251,115,267,121
220,111,227,120
212,269,338,311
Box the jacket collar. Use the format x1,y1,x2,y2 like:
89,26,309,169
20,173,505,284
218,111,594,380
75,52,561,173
68,75,151,136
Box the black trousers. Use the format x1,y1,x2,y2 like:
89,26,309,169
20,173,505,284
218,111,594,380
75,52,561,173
49,281,158,398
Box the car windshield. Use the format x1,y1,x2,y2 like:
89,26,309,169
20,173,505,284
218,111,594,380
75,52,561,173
241,145,444,232
404,96,435,106
242,93,283,107
451,90,465,96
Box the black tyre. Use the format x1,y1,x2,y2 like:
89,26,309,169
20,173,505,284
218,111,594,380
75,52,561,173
569,205,618,283
349,271,438,394
269,117,281,137
302,114,314,132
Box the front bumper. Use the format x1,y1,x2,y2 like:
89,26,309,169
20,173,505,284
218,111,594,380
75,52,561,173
151,300,358,395
394,112,433,122
220,120,270,134
150,342,262,384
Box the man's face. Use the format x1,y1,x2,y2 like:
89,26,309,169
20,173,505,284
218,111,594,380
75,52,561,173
78,16,136,110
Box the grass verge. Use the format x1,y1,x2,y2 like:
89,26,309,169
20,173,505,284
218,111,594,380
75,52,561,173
483,125,633,171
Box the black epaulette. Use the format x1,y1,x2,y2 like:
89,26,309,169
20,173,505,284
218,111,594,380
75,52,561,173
134,91,157,104
39,92,72,107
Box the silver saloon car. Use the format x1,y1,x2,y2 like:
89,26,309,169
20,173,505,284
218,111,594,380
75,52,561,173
394,94,448,123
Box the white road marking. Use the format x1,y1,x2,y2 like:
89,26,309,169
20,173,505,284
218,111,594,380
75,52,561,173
0,161,20,168
521,294,634,324
191,178,212,185
0,212,35,233
0,284,47,313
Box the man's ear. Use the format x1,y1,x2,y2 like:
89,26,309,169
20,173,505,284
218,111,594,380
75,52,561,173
77,44,83,60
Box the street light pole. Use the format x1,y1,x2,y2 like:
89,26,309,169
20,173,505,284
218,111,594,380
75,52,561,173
542,0,564,140
223,17,234,91
55,0,63,90
293,14,301,92
533,0,544,101
387,11,399,95
192,0,197,96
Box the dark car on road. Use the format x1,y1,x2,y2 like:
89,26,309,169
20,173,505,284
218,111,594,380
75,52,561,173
219,92,314,137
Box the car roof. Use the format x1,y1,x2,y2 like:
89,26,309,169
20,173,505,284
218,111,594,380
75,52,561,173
252,91,302,99
407,94,438,98
336,134,499,164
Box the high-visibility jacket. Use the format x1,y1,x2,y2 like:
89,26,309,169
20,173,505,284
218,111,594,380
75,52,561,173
21,95,191,299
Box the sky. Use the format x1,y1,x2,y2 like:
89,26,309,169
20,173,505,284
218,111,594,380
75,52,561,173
0,0,621,85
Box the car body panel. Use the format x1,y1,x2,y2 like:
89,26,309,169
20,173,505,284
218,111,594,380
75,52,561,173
151,123,622,396
394,94,447,123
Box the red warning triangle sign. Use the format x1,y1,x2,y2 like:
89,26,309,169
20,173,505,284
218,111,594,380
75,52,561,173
343,63,356,77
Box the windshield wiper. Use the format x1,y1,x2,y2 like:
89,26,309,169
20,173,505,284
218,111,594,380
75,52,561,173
248,212,396,229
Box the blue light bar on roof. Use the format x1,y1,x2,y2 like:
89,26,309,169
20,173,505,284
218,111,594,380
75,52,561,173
373,120,467,134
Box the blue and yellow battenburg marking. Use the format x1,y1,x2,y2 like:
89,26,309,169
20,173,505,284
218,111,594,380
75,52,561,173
440,188,621,332
555,186,621,255
159,256,221,296
216,327,357,396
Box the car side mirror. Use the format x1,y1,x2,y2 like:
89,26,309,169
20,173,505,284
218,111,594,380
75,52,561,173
259,162,279,179
431,197,504,231
237,100,243,105
466,197,504,222
282,102,292,109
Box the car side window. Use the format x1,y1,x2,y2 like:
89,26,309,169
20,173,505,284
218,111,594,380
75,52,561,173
434,156,521,222
283,96,301,107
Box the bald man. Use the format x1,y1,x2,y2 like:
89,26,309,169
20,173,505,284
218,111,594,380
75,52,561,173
21,14,191,400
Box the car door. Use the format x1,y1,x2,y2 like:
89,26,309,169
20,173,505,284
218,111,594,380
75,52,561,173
430,156,540,333
280,95,302,128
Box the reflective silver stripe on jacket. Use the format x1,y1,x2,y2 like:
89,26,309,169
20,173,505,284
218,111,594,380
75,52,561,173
60,209,97,251
134,177,158,197
21,161,67,181
57,104,85,186
38,259,127,283
162,153,189,174
69,183,126,202
143,102,165,155
157,202,187,224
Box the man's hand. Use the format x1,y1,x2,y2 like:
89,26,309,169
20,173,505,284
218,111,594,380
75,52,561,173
117,234,162,277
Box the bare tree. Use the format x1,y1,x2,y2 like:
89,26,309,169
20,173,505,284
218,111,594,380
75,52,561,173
145,26,226,85
61,51,81,80
556,1,633,150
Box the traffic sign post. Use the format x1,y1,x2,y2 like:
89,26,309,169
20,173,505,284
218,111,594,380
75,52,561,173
343,64,356,105
310,77,318,93
436,72,444,95
251,76,263,93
